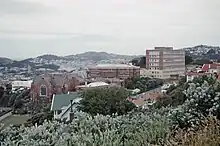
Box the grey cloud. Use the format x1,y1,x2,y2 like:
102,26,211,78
0,30,119,42
0,0,51,14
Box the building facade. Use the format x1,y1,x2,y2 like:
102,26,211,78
88,64,140,80
31,73,84,102
146,47,185,79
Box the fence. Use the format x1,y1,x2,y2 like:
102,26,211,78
0,109,12,121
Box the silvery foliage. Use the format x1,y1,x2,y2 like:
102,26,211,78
0,123,3,131
0,111,170,146
169,80,220,128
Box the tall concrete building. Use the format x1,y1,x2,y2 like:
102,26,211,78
145,47,185,79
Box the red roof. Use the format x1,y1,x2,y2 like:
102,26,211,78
202,63,220,72
128,92,162,107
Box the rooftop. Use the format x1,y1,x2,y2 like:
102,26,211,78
12,80,33,88
128,92,162,107
77,81,109,88
89,64,140,69
202,63,220,71
51,92,81,111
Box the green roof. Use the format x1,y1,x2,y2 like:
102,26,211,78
51,92,81,111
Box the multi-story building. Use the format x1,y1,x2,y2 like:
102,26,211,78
87,64,140,80
145,47,185,79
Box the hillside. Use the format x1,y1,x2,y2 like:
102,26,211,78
0,57,14,66
184,45,220,60
36,54,67,61
65,51,138,62
0,52,139,70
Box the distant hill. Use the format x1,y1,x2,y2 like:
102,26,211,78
0,52,140,70
65,51,138,62
184,45,220,60
37,54,67,61
0,57,13,66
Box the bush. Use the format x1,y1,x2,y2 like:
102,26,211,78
0,112,170,146
167,116,220,146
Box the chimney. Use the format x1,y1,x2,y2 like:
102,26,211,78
69,99,74,121
70,100,73,112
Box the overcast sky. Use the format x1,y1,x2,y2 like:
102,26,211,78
0,0,220,59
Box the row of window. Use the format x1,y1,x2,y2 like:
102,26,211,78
149,51,160,55
151,75,162,78
149,63,159,66
149,67,159,70
151,71,160,74
149,59,160,62
148,55,160,58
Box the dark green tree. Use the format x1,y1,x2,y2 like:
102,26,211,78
185,55,193,65
194,59,212,66
78,87,136,116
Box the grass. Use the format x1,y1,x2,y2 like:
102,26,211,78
1,115,30,129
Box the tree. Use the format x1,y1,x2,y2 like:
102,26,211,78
125,77,163,93
194,59,212,66
185,55,193,65
0,86,4,98
78,87,136,116
130,56,146,68
139,56,146,68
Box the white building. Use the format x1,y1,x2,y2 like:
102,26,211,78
76,81,109,90
11,80,33,90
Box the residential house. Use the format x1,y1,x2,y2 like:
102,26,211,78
202,63,220,73
127,90,162,109
31,73,84,102
12,80,33,91
186,72,212,82
50,92,81,121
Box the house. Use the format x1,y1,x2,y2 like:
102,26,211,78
51,92,82,122
11,80,33,91
161,83,177,93
76,81,109,90
88,77,125,87
127,91,162,108
31,73,84,102
186,72,212,82
202,63,220,73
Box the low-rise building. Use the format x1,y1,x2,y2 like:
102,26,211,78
186,72,212,82
76,81,109,90
128,92,162,108
88,64,140,80
31,73,84,102
202,63,220,73
50,92,81,122
12,80,33,90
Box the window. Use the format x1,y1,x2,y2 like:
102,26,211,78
40,85,47,96
57,110,62,114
